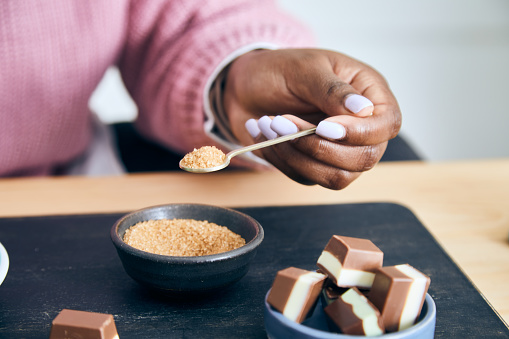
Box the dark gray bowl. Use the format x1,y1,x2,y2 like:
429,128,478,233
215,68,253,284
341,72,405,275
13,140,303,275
111,203,264,295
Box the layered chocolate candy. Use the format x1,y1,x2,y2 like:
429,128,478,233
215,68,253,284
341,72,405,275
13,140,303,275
267,235,432,336
320,278,347,306
368,264,431,332
316,235,383,289
267,267,326,323
324,287,385,336
49,309,119,339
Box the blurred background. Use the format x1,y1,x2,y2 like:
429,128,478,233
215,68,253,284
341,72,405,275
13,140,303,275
89,0,509,162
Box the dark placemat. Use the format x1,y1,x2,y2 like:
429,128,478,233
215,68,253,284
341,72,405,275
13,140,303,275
0,203,507,338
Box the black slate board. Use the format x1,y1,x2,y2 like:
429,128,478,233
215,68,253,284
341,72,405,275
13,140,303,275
0,203,508,338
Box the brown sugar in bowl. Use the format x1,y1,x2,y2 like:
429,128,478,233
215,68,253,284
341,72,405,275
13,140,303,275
123,218,246,257
111,204,264,295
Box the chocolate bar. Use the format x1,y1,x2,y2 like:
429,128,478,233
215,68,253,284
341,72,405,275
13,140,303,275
368,264,430,332
49,309,119,339
267,267,326,323
316,235,383,289
324,287,385,336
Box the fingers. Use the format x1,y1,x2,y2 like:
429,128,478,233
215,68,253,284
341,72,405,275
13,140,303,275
245,117,315,186
251,126,362,189
316,103,402,146
265,140,363,190
309,66,402,145
232,49,403,190
276,115,388,172
243,115,381,190
257,116,278,140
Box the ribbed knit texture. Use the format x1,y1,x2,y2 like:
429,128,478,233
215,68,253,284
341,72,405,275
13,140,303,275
0,0,314,176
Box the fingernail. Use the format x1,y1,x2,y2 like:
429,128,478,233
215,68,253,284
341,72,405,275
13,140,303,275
316,121,346,140
245,119,261,138
270,115,298,136
345,94,373,114
258,116,278,139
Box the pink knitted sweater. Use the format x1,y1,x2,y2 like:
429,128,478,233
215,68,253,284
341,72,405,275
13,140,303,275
0,0,313,176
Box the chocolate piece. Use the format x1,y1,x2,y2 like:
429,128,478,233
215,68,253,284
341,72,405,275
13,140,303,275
321,278,370,307
324,287,385,336
320,278,348,306
267,267,326,323
49,309,119,339
316,235,383,289
368,264,430,332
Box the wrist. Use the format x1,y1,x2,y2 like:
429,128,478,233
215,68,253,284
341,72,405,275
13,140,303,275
223,49,270,145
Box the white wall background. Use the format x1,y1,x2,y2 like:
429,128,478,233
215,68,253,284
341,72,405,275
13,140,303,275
90,0,509,162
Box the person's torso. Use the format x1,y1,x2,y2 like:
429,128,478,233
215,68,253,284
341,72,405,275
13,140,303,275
0,0,128,176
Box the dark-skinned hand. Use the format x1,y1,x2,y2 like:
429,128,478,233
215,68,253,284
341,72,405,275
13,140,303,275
223,48,402,190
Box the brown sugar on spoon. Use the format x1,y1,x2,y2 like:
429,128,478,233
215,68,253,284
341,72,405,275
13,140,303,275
180,146,226,169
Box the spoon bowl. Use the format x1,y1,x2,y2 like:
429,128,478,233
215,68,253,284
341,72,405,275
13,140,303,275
179,158,231,173
180,127,316,173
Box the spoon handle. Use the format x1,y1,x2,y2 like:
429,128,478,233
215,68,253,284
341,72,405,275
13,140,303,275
227,127,317,159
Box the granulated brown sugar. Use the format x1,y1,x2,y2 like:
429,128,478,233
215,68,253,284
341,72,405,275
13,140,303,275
180,146,226,169
123,218,246,256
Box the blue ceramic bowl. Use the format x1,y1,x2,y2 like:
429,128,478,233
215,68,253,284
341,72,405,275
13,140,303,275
264,290,436,338
111,204,264,295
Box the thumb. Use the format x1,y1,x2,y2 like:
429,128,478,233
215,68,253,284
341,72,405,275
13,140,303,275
293,71,374,118
343,94,374,117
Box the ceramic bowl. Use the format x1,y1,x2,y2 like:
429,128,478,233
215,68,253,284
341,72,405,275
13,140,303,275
111,203,264,295
0,242,9,286
264,290,436,339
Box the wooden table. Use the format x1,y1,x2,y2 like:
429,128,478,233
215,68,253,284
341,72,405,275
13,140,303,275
1,158,508,325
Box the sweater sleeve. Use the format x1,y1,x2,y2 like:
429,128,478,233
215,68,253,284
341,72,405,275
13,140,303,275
117,0,314,162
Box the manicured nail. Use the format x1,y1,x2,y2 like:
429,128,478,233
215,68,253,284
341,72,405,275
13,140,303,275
345,94,373,114
258,116,278,139
270,116,298,136
316,121,346,140
245,119,261,138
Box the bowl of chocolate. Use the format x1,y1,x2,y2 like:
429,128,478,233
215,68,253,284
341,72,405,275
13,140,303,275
111,203,264,295
264,235,436,338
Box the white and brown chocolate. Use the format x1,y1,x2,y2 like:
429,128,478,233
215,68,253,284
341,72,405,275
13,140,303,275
267,267,326,323
49,309,119,339
320,278,348,307
368,264,430,332
268,235,431,336
316,235,383,289
324,287,385,336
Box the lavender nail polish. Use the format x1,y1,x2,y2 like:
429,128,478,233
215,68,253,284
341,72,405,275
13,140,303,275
270,116,298,136
245,119,261,138
316,121,346,140
345,94,373,114
258,116,278,139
